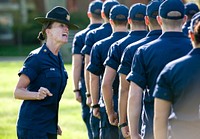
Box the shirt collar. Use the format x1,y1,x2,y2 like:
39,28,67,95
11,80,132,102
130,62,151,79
188,48,200,55
146,30,162,37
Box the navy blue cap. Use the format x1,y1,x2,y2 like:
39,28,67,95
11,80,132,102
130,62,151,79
102,0,119,18
88,0,103,15
110,4,129,21
185,2,199,16
159,0,185,20
128,3,146,21
147,0,162,19
190,12,200,32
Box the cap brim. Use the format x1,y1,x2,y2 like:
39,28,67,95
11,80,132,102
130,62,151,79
34,17,79,30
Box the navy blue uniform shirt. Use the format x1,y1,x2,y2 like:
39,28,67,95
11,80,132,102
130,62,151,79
81,23,112,55
87,31,128,108
154,48,200,120
127,32,192,103
17,43,68,134
104,30,148,71
118,30,162,75
72,23,102,55
72,23,102,84
153,48,200,139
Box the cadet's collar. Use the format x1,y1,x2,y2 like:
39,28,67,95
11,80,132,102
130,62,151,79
112,31,128,36
129,30,148,36
159,32,185,38
146,30,162,37
189,48,200,55
89,23,102,29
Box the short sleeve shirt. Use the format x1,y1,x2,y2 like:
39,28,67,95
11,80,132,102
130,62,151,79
87,32,128,92
17,43,68,134
71,23,102,86
127,32,192,103
104,30,148,71
72,23,102,55
118,30,162,75
81,23,112,55
153,48,200,121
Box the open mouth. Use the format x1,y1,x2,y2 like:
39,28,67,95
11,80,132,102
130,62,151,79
62,33,68,37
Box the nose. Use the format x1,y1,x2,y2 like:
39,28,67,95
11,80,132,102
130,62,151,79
65,24,69,30
65,26,69,33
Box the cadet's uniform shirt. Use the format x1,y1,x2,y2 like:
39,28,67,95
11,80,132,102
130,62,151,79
153,48,200,139
104,30,148,71
17,43,68,134
127,32,192,103
87,32,128,108
81,23,112,55
118,30,162,76
72,23,102,86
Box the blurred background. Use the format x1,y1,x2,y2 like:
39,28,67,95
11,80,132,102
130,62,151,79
0,0,199,63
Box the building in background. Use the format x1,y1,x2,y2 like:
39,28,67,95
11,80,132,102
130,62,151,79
0,0,199,45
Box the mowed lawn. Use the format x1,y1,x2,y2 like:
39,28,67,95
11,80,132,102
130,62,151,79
0,61,88,139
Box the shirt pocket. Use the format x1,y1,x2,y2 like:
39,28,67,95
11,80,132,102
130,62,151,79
42,71,61,105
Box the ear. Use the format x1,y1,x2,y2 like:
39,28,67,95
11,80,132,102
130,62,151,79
157,16,162,26
109,19,114,25
101,12,106,18
45,28,50,35
128,18,132,24
189,30,195,41
87,12,92,18
145,16,150,26
182,15,188,25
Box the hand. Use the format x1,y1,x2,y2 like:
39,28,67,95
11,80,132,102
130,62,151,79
75,91,82,103
93,107,101,119
121,125,130,139
86,96,92,107
57,125,62,136
108,111,118,126
36,87,53,100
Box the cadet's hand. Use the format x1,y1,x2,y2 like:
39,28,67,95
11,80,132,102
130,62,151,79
121,126,130,139
86,96,92,107
57,125,62,136
36,87,53,100
108,111,118,126
75,91,82,103
93,107,101,119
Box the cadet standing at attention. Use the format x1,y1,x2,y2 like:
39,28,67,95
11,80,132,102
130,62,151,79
118,1,162,138
81,1,119,138
81,0,119,106
154,12,200,139
101,3,148,138
126,0,192,138
72,1,103,139
87,4,129,139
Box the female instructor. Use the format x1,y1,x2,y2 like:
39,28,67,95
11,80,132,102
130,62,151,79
14,6,78,139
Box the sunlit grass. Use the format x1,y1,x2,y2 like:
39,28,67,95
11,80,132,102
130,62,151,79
0,61,88,139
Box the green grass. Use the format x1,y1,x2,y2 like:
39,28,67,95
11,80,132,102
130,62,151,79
0,61,88,139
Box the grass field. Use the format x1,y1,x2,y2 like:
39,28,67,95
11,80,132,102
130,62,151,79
0,61,88,139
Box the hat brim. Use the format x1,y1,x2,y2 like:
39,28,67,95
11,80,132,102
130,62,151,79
34,17,79,30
